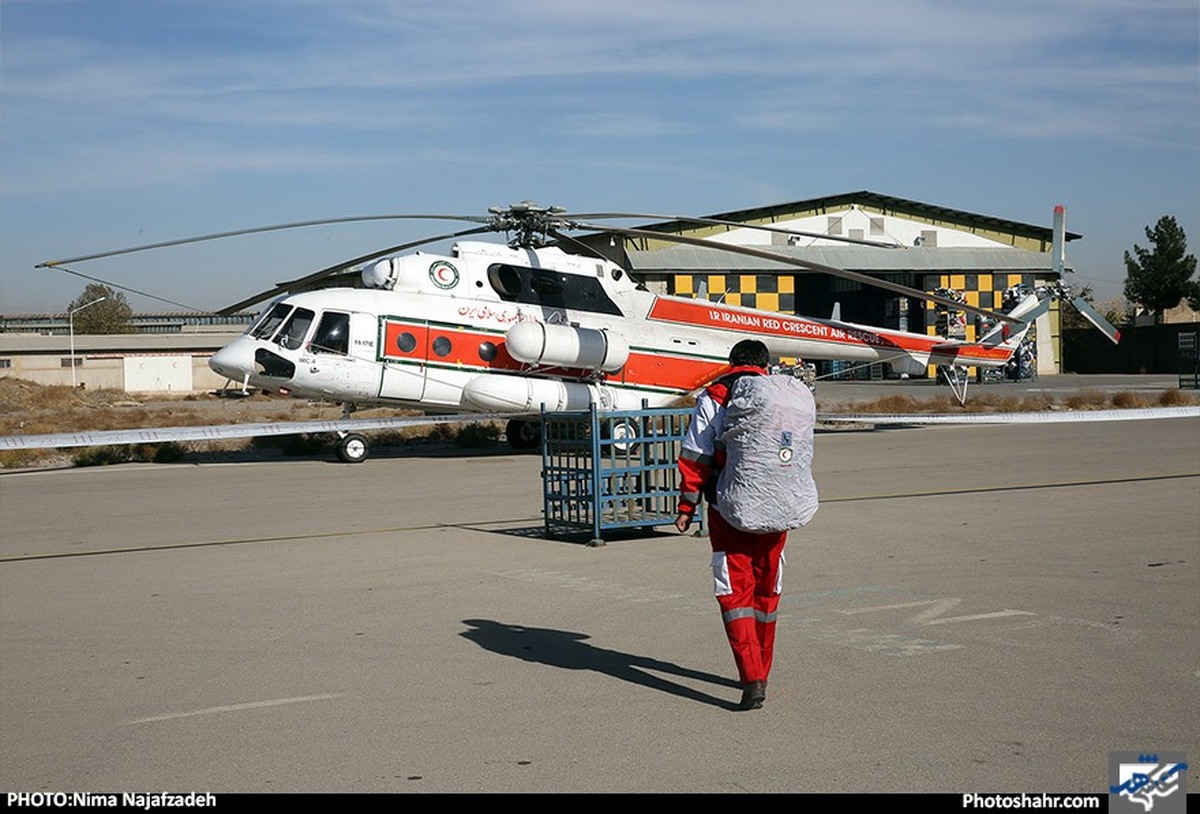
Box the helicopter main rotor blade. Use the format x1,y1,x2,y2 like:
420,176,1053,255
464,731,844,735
561,211,900,249
561,222,1022,324
1070,297,1122,345
37,214,493,268
216,225,494,315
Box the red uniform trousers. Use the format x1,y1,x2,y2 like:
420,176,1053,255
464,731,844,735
707,506,787,686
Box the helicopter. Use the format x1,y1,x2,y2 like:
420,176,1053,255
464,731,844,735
30,201,1122,462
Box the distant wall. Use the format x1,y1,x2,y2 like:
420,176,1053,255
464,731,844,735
1064,323,1199,374
0,333,237,392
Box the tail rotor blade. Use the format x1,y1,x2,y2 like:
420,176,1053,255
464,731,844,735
1071,297,1122,345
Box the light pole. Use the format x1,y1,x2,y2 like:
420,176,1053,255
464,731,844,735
68,297,106,388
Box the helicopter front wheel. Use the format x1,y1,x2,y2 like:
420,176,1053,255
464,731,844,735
505,419,541,451
336,432,370,463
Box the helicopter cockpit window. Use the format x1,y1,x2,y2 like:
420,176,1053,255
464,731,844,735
251,302,292,341
311,311,350,355
277,307,315,351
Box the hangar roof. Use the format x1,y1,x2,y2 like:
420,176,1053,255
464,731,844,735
634,190,1082,244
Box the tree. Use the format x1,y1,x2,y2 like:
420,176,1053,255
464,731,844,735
67,284,134,334
1123,215,1199,323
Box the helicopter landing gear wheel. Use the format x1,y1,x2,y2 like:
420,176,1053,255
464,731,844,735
337,432,369,463
505,419,541,451
604,418,639,454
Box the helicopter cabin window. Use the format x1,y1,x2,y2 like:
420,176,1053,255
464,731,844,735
395,332,418,353
311,312,350,355
251,302,293,341
486,263,622,316
277,307,315,351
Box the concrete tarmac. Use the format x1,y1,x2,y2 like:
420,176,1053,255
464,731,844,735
1,385,1197,794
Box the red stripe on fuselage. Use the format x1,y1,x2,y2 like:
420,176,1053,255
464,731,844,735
647,297,1014,365
380,317,724,393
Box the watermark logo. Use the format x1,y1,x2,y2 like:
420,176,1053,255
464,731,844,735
1108,751,1187,813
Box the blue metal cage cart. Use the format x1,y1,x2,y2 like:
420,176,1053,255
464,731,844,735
540,404,698,546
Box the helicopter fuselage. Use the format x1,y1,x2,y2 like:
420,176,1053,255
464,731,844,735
208,240,1024,414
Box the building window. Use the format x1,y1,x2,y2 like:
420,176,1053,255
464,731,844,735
827,216,843,235
61,358,83,367
0,359,10,369
870,217,885,236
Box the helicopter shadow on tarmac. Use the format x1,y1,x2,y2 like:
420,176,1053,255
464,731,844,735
459,618,742,711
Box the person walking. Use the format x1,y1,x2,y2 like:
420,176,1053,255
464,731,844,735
674,339,818,710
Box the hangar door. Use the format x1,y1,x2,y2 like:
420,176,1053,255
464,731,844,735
123,356,194,393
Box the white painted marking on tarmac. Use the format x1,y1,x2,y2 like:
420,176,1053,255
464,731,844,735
803,625,964,657
832,598,1036,626
919,609,1036,625
125,693,341,725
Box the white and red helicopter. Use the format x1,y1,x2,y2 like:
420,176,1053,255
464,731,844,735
16,202,1133,461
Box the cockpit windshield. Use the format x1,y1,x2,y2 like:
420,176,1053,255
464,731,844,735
277,308,315,351
250,303,292,340
249,302,315,351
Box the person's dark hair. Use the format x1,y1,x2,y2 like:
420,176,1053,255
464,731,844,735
728,339,769,368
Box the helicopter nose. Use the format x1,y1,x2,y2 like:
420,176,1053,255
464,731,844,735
209,337,255,380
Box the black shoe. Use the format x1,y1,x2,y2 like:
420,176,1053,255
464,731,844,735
739,680,767,710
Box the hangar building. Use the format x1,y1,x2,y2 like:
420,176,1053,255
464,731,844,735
584,190,1072,378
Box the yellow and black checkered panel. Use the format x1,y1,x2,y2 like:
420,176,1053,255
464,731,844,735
674,273,796,312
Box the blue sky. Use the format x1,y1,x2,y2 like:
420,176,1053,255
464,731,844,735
2,0,1197,315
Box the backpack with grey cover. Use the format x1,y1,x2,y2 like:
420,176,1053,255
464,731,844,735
715,374,819,533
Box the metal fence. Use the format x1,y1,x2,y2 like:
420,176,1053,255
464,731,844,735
540,404,696,546
1180,332,1198,389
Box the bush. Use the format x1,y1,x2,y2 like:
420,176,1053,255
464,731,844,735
73,446,134,467
1110,391,1151,409
1159,388,1198,406
249,433,328,455
428,423,457,443
454,422,501,447
1064,389,1110,410
149,443,187,463
0,449,48,469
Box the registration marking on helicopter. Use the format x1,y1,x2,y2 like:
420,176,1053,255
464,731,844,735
648,298,901,349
